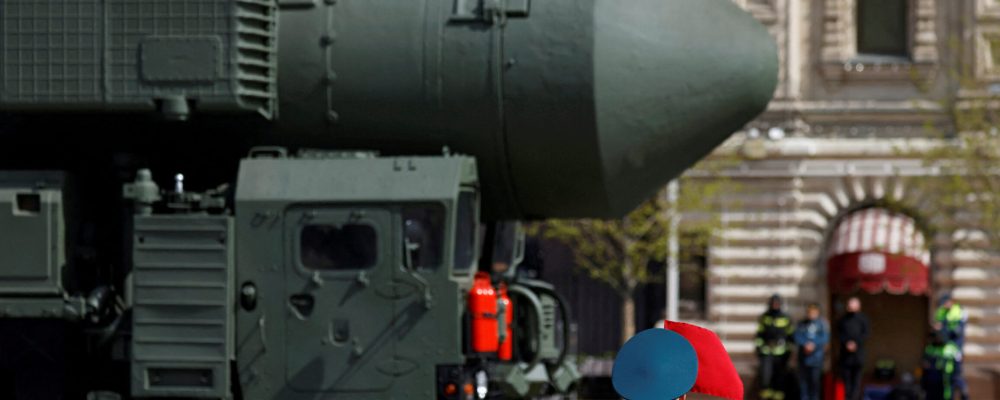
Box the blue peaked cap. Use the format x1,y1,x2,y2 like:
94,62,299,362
611,328,699,400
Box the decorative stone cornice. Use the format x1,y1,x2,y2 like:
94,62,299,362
703,136,946,161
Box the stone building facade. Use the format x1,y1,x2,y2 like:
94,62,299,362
695,0,1000,396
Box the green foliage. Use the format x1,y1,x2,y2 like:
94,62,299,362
529,166,733,297
911,127,1000,247
902,36,1000,248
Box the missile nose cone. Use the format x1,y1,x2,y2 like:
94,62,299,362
592,0,778,214
503,0,777,219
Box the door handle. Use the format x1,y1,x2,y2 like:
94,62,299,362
258,315,267,353
289,293,315,319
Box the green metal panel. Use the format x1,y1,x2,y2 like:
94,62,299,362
1,0,776,220
282,206,396,392
233,199,286,399
272,0,777,219
389,204,469,400
235,156,478,203
0,0,277,118
236,153,476,399
0,297,85,320
0,172,66,295
502,0,779,217
536,293,560,360
131,215,234,399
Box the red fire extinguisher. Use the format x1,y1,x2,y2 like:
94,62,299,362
498,283,514,361
824,371,845,400
469,272,499,353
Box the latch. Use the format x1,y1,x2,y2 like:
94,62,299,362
451,0,530,22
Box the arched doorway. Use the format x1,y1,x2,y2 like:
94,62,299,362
825,208,930,386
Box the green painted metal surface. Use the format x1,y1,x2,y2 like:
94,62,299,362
2,0,776,220
0,172,67,295
235,154,477,399
0,1,777,398
130,215,234,399
274,0,777,219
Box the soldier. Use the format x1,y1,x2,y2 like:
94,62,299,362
933,294,968,400
921,332,961,400
836,296,870,400
755,294,795,400
794,303,829,400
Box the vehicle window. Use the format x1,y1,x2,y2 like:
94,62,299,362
453,191,477,271
403,204,445,269
491,222,517,267
300,224,377,270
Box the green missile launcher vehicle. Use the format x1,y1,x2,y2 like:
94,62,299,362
0,0,777,398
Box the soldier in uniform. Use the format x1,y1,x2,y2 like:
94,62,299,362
933,294,968,400
755,294,795,400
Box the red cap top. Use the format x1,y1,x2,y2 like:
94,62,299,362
663,321,744,400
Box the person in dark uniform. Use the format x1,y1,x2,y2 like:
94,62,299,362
921,332,960,400
755,294,795,400
836,296,870,400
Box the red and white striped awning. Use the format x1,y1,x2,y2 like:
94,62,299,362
826,208,930,295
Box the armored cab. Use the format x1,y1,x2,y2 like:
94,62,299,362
233,151,478,399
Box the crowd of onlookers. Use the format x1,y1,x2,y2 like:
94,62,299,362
755,294,968,400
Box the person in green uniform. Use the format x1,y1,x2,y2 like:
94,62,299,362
933,294,968,400
756,294,795,399
921,332,961,400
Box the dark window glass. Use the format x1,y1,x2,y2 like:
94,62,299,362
490,222,517,266
679,232,708,320
857,0,908,57
300,224,377,270
403,204,445,270
15,193,41,214
453,191,477,271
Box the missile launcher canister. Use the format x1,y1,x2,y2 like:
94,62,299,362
1,0,776,220
0,0,777,399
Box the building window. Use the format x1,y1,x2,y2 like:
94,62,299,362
857,0,909,57
678,232,708,320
